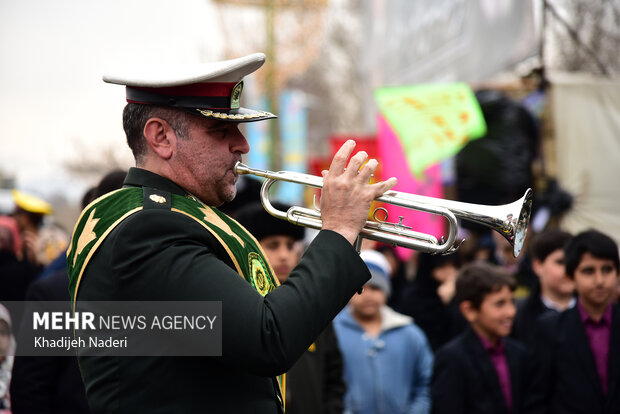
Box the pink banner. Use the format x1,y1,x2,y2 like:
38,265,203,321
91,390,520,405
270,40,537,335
377,115,446,261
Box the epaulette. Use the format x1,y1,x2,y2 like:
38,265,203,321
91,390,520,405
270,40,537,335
142,187,172,210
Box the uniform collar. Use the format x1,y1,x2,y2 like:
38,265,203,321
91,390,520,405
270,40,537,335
123,167,189,196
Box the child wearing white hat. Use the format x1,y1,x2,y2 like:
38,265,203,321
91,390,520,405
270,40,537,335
334,249,434,414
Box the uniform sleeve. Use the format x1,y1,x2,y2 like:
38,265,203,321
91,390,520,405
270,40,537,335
82,209,370,377
431,345,465,414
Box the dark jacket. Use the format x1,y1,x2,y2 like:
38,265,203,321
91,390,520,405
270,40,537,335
431,327,527,414
10,268,90,414
511,289,554,346
285,323,345,414
525,305,620,414
0,249,38,330
75,168,369,414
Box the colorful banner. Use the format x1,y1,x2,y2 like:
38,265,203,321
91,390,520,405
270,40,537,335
377,114,445,261
276,90,308,205
374,82,486,178
245,96,271,172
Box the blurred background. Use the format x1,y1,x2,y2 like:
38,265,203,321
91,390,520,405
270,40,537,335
1,0,619,262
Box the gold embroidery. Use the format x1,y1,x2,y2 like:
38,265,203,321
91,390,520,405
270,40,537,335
73,209,99,266
199,206,245,247
149,194,167,204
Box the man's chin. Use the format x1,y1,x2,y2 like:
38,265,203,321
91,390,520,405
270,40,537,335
214,188,236,207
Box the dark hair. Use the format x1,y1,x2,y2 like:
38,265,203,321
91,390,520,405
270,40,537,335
564,229,619,278
81,170,128,209
234,201,304,242
81,187,97,209
530,229,572,262
13,208,45,229
455,261,516,309
122,104,191,162
96,169,127,196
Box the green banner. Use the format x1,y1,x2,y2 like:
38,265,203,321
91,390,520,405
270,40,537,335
375,83,486,177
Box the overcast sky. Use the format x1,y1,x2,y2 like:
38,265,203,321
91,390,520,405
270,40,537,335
0,0,224,201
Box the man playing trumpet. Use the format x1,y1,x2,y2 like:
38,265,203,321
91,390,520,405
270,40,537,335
67,53,396,413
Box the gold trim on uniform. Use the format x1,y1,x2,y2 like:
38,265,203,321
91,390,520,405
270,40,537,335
195,108,274,120
72,207,144,310
171,208,244,277
74,209,100,266
199,206,245,247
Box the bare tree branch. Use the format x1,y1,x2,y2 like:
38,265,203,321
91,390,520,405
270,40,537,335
545,0,610,76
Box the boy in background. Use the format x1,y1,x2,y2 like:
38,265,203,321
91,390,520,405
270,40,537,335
334,249,433,414
511,229,574,345
525,229,620,413
431,262,527,414
236,202,345,414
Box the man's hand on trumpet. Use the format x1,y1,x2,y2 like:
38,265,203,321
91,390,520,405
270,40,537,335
319,140,398,246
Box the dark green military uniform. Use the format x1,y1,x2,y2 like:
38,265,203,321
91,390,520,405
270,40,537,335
68,167,369,413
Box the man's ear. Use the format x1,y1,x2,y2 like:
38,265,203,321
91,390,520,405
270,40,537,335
143,117,175,160
459,300,478,323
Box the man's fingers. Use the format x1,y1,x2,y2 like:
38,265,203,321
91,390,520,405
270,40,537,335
357,159,378,182
329,140,356,175
345,151,369,177
372,177,398,198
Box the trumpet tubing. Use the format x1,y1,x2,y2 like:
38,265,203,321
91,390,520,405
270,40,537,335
235,162,533,257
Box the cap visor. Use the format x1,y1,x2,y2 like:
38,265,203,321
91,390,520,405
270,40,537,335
191,107,276,123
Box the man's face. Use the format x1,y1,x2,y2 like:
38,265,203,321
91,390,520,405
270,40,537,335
349,284,386,320
259,235,299,283
466,285,516,343
173,117,249,206
573,252,619,310
534,249,574,297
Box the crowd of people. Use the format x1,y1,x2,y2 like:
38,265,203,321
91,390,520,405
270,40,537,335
226,190,620,414
0,52,619,414
0,171,126,413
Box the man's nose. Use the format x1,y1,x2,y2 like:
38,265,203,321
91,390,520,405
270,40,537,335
230,126,250,154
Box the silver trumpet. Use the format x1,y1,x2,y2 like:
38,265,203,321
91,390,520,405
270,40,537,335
235,162,533,258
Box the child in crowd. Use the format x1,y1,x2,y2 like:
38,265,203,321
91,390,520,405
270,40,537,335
511,229,574,345
431,261,527,414
398,252,466,351
236,202,345,414
334,249,433,414
525,229,620,413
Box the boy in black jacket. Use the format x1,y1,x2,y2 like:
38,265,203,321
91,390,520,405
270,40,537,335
431,261,526,414
511,229,574,345
525,229,620,414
